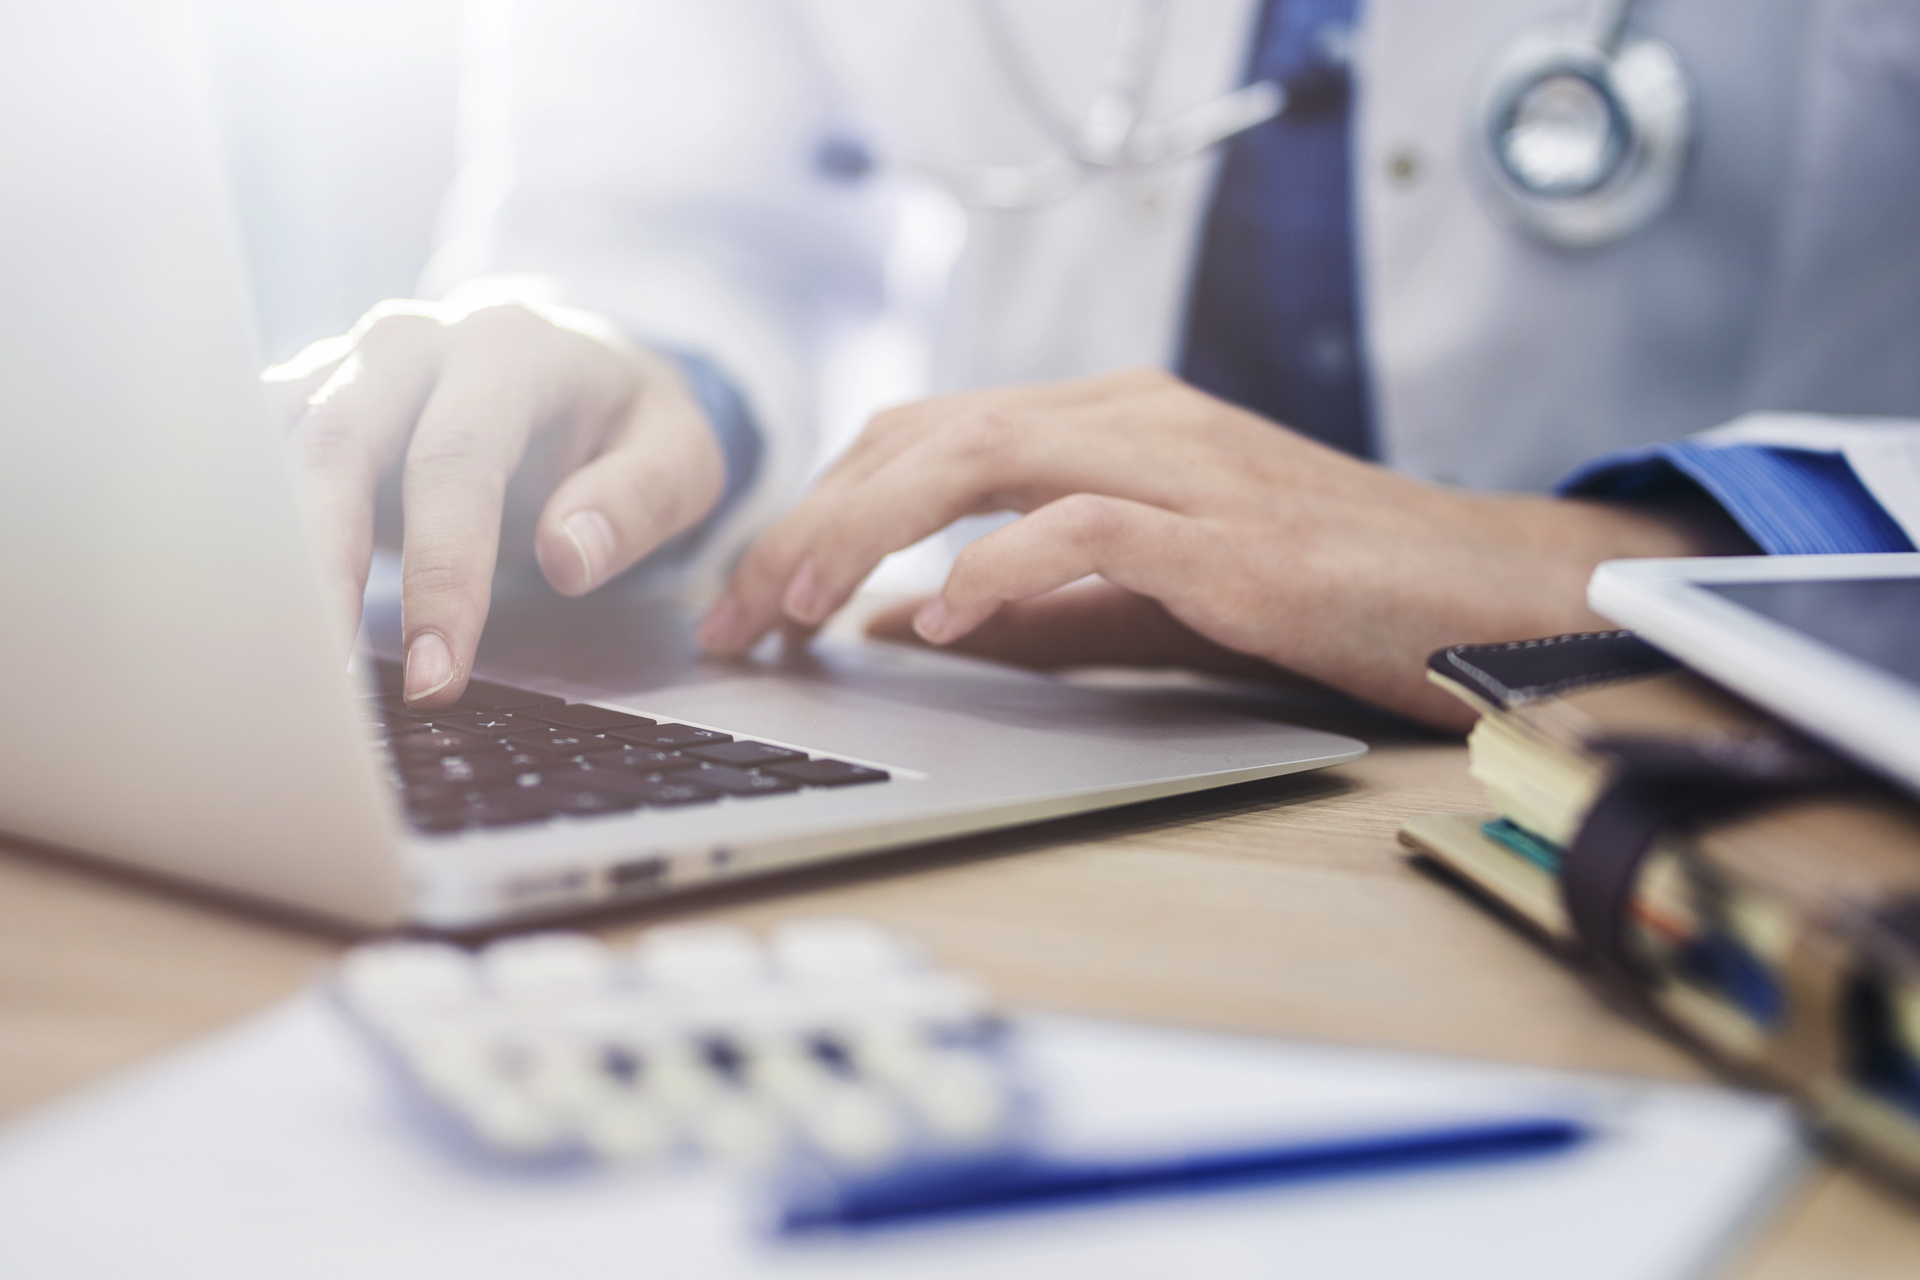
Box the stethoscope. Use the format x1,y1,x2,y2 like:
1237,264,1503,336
1477,0,1691,248
912,0,1689,250
918,0,1291,210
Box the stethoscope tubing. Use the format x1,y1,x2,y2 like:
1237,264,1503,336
897,0,1686,247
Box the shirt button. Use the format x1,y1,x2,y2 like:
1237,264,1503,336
815,135,874,183
1300,325,1354,382
1386,146,1423,187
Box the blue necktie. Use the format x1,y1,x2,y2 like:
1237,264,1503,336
1179,0,1372,458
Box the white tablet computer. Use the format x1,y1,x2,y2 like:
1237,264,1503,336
1588,553,1920,796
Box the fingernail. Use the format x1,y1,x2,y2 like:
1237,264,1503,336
562,509,616,591
697,595,743,651
404,631,455,702
783,559,822,624
913,598,949,644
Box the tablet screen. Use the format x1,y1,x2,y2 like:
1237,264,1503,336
1709,578,1920,686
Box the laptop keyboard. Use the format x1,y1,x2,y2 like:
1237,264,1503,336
358,663,889,835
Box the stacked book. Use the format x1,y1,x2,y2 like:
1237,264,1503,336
1401,631,1920,1188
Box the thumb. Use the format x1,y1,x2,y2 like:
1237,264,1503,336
534,358,726,595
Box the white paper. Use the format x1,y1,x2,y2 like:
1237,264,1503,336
0,995,1805,1280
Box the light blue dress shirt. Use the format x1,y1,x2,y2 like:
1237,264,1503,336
1559,442,1914,554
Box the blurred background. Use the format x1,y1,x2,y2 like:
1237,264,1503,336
205,0,959,582
209,0,463,365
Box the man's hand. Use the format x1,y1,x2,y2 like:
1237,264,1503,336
698,369,1741,730
267,297,725,709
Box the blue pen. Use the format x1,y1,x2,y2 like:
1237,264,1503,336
777,1116,1588,1231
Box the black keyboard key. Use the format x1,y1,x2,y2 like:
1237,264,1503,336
531,778,647,817
454,679,565,711
502,729,628,757
549,790,640,817
545,767,715,805
498,746,589,772
541,768,621,791
373,695,439,720
768,759,889,787
539,770,653,800
612,722,732,749
368,689,887,826
431,711,540,737
685,765,802,797
444,769,563,826
400,780,479,832
621,774,721,807
400,753,514,786
390,727,485,756
518,704,656,732
402,778,473,810
407,807,470,834
370,702,439,721
578,746,700,773
687,740,804,768
469,767,556,795
363,661,561,711
466,790,561,828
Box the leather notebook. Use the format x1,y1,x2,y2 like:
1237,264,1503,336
1401,631,1920,1190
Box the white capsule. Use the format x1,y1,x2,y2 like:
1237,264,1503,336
632,925,767,989
404,1022,503,1101
801,1084,904,1167
640,1044,720,1113
770,919,919,981
481,933,616,1000
743,1042,832,1109
580,1100,674,1163
1894,984,1920,1060
690,1097,781,1167
337,942,480,1027
460,1085,562,1155
666,984,802,1042
520,1040,614,1117
907,1056,1007,1145
846,1023,932,1086
872,973,990,1025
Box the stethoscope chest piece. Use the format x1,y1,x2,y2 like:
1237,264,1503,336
1476,20,1691,249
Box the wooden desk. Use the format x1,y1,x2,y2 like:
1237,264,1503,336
2,735,1916,1275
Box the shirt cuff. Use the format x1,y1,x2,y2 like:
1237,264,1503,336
660,346,764,520
1557,441,1916,555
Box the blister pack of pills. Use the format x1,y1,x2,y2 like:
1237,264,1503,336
331,920,1020,1172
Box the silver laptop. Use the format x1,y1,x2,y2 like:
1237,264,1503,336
0,7,1363,931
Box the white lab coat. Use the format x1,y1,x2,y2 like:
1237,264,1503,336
423,0,1920,550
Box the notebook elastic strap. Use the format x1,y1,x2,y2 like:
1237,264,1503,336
1562,736,1850,982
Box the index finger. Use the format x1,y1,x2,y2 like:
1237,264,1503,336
702,394,1192,653
394,350,546,708
283,317,444,648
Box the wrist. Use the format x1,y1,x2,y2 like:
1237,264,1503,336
649,346,762,525
1371,492,1752,731
1565,492,1761,559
